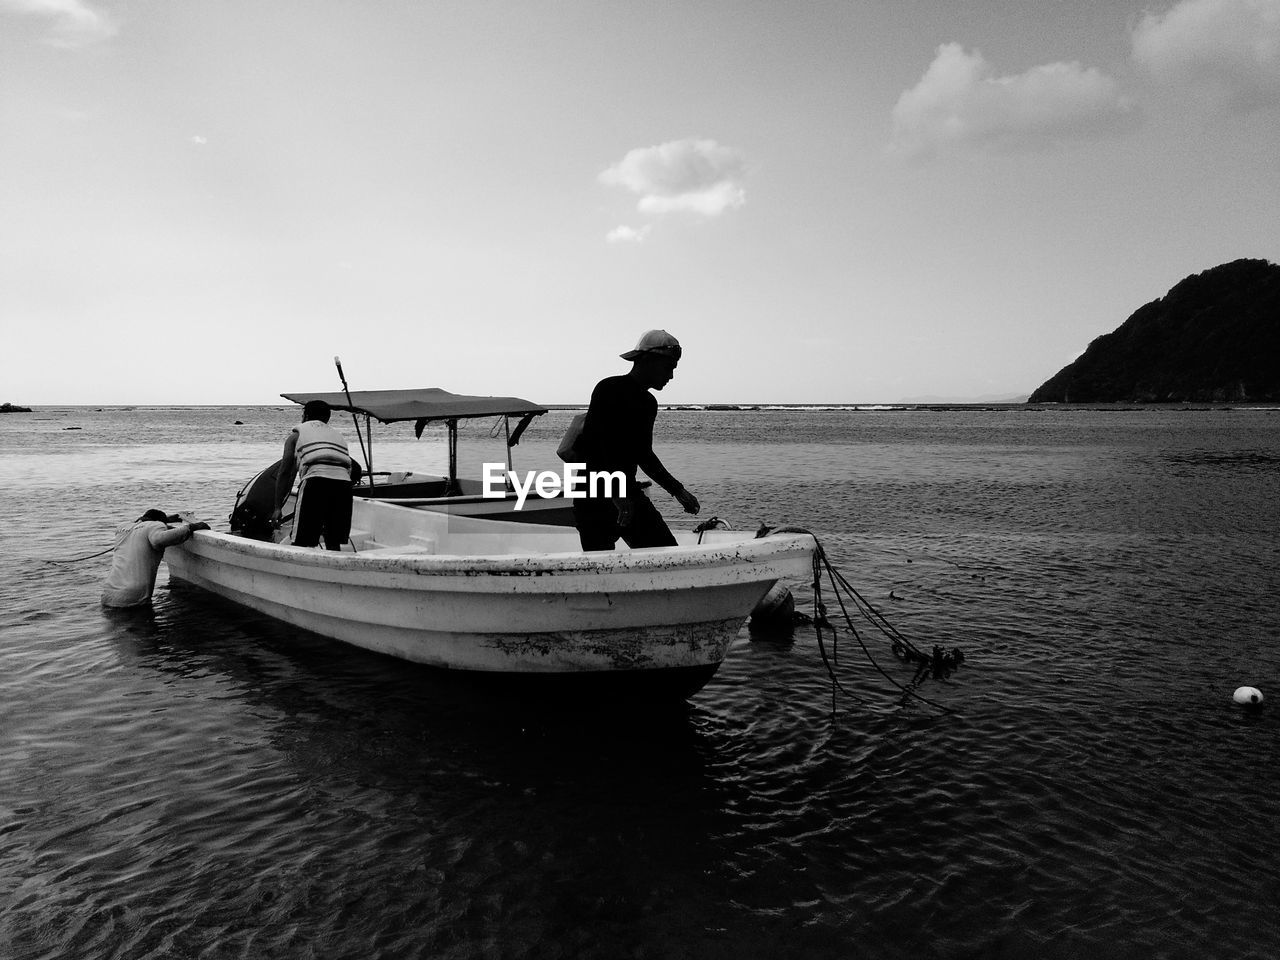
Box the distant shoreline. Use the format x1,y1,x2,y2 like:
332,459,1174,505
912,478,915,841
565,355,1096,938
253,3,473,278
10,402,1280,413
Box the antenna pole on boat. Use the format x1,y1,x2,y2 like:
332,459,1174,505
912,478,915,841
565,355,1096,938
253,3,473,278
334,356,372,481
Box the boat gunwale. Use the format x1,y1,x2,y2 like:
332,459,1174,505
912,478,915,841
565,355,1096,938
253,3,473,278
181,529,817,579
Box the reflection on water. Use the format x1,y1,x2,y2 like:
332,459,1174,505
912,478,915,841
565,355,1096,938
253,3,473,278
3,407,1280,959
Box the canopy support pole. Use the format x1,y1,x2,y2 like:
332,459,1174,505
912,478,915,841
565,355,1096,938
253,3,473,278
447,419,459,495
365,413,374,483
503,416,513,491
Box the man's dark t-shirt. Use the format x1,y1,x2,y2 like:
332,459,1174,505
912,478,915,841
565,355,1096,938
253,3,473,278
578,374,680,495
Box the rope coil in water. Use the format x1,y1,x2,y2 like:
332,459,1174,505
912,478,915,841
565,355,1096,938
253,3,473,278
761,526,965,715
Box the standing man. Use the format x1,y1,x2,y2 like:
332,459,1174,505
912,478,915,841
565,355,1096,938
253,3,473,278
272,399,358,551
573,329,700,551
101,510,209,608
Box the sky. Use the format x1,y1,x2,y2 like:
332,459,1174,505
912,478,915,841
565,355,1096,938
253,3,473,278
2,0,1278,405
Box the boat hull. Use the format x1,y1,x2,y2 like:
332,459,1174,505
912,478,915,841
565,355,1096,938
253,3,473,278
167,502,815,697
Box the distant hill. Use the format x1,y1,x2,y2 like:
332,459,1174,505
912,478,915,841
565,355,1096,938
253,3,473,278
1028,259,1280,403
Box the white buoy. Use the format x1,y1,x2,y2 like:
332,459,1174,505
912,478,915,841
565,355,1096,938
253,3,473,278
1233,686,1264,706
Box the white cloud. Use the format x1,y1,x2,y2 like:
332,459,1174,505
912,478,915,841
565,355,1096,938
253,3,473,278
1,0,117,47
190,135,208,145
605,225,652,244
599,139,746,216
1133,0,1280,112
890,44,1138,158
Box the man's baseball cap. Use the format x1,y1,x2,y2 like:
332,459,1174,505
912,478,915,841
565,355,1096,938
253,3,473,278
621,329,682,361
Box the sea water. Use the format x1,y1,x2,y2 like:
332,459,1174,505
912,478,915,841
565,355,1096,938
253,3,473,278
2,405,1278,959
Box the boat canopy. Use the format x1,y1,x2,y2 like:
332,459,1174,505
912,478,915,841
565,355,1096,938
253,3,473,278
281,388,547,444
281,388,549,485
281,388,546,425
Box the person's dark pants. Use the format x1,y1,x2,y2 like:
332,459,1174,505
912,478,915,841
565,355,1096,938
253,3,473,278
293,478,353,551
573,491,678,552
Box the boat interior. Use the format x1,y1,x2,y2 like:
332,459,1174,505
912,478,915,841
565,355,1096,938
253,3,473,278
356,473,572,523
270,498,749,558
356,473,484,499
349,500,749,557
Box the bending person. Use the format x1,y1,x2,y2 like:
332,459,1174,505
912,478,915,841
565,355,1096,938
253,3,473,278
272,399,359,551
101,510,209,608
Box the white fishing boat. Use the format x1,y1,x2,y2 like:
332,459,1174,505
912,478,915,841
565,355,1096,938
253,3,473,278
169,498,816,699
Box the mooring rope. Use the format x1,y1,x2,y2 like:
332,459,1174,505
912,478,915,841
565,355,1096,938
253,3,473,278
41,545,116,564
692,516,731,544
762,526,964,715
41,517,219,565
819,547,959,715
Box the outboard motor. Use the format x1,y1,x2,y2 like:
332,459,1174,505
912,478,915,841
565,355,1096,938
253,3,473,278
229,460,282,541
